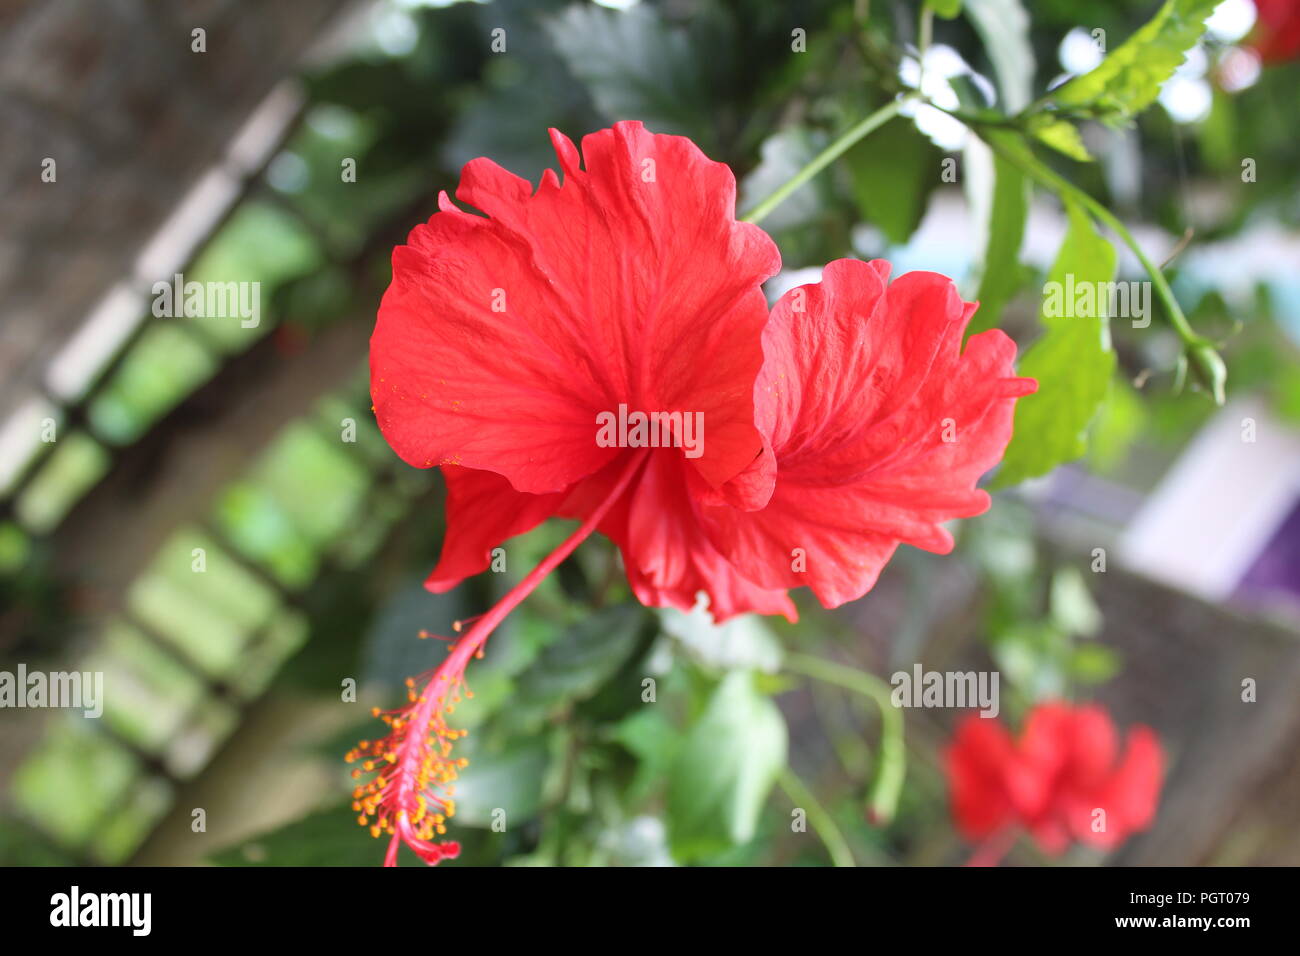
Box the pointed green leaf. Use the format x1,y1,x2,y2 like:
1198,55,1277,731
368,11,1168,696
964,0,1034,112
1029,116,1093,161
994,199,1118,486
667,672,787,861
1070,643,1122,685
544,5,710,142
1050,0,1220,123
969,137,1030,335
845,117,942,246
505,604,648,731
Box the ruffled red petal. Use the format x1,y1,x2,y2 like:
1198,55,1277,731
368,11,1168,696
703,259,1037,607
425,465,565,592
946,714,1019,840
608,452,796,622
372,121,779,502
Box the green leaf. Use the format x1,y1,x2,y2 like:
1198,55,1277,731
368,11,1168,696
964,0,1033,112
208,804,383,866
845,117,942,245
545,5,712,146
1049,0,1220,123
993,199,1118,486
1070,643,1122,685
506,604,647,730
1049,567,1102,637
992,621,1067,699
1087,378,1148,473
928,0,963,20
612,707,681,804
1029,116,1093,161
360,577,468,690
667,671,787,861
450,736,550,827
969,139,1030,335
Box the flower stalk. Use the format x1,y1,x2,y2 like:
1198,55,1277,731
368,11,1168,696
778,765,857,867
740,96,911,225
785,652,905,826
976,128,1226,403
349,450,648,865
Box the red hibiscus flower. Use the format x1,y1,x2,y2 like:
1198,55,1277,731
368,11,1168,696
355,121,1035,865
947,701,1164,865
1250,0,1300,63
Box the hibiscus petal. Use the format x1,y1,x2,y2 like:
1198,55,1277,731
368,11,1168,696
372,121,780,501
1016,700,1074,790
425,465,565,592
1096,725,1164,835
946,715,1019,840
1063,703,1120,789
704,259,1037,607
609,452,795,622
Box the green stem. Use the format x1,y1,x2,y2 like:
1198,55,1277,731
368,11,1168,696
785,652,905,825
740,96,910,225
917,4,933,89
978,131,1201,348
977,127,1227,402
777,766,856,868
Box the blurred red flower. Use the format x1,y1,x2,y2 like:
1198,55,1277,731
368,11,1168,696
1251,0,1300,63
947,701,1164,863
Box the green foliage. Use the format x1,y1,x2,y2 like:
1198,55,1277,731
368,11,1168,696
1049,566,1103,637
545,5,710,144
360,579,468,689
128,527,281,676
995,198,1117,486
964,0,1033,112
12,721,140,850
545,0,837,168
1086,379,1149,474
210,804,386,866
185,203,322,353
88,325,218,446
1048,0,1220,124
611,707,681,805
453,737,550,827
504,604,650,732
969,140,1030,335
14,433,110,533
1070,643,1122,685
0,817,81,866
1026,115,1093,161
667,671,787,861
845,117,943,245
970,506,1121,706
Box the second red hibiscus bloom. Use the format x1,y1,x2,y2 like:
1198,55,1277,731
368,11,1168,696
947,701,1164,864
